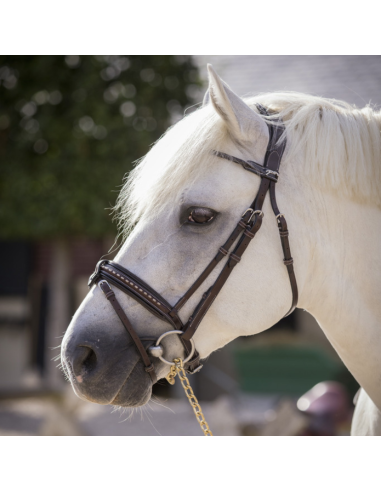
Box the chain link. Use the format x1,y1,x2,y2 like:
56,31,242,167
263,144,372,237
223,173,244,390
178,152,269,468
165,364,177,385
170,358,213,436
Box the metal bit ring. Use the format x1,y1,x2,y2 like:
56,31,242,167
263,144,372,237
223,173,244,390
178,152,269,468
152,330,195,365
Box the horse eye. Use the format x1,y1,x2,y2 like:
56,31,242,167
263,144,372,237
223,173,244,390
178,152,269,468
187,207,217,224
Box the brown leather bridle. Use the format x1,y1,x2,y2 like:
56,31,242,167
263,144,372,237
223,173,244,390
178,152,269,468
88,105,298,384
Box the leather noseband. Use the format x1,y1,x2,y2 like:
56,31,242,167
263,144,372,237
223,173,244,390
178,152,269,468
88,104,298,384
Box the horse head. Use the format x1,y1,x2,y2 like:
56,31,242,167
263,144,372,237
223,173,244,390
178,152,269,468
61,65,302,407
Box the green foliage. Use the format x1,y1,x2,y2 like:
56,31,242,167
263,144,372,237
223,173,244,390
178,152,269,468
0,56,201,239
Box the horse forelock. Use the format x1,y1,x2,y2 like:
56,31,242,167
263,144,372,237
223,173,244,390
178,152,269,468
113,104,226,239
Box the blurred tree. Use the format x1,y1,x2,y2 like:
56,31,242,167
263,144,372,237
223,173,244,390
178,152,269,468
0,56,201,386
0,55,201,238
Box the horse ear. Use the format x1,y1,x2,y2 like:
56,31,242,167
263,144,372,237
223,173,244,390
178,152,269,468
207,64,268,146
203,71,232,107
203,89,210,106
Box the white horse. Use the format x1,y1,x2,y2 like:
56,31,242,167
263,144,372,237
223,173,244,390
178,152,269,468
61,65,381,435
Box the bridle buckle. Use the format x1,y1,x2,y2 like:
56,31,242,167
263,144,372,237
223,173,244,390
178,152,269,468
265,169,279,178
249,209,264,222
242,208,263,222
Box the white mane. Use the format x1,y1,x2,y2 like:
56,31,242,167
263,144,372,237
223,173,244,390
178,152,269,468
114,92,381,237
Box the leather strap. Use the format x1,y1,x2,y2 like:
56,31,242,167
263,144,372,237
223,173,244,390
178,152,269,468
269,181,298,315
98,280,157,384
215,108,297,318
91,260,183,329
181,213,264,341
213,151,279,182
90,261,201,374
173,217,249,313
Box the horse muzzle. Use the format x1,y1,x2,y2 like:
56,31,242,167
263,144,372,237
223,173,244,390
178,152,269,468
61,321,155,407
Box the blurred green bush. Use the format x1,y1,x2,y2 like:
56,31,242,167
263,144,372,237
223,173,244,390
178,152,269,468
0,55,201,239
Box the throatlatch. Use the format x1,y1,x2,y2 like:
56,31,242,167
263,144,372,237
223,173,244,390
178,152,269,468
88,104,298,385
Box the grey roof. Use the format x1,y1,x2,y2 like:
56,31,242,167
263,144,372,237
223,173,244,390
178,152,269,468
194,56,381,108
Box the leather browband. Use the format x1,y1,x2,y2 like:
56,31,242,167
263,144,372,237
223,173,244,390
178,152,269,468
212,151,279,182
88,104,298,382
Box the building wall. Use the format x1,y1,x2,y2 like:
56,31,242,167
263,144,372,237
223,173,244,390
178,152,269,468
195,55,381,107
0,238,113,393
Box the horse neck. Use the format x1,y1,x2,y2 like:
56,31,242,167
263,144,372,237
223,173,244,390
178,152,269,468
285,162,381,410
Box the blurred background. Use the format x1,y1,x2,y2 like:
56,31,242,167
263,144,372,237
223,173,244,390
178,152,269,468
1,55,380,436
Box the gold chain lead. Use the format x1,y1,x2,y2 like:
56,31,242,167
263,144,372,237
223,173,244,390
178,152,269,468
171,358,213,436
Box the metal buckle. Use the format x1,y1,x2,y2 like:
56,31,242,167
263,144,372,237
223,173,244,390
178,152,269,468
148,330,195,366
241,209,263,223
266,169,279,178
242,208,254,219
249,210,264,222
186,364,203,375
276,213,285,224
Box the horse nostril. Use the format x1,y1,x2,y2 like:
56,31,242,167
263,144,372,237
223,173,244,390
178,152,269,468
72,346,98,380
